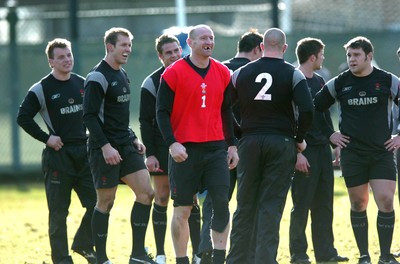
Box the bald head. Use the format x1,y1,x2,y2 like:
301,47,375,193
263,28,286,50
188,24,213,40
261,28,287,59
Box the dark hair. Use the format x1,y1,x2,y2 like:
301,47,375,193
155,34,180,54
343,36,374,55
104,27,133,46
45,38,71,59
296,37,325,64
237,29,263,53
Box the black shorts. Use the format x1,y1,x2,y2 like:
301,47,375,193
169,144,229,206
88,144,147,189
341,148,396,188
149,145,169,176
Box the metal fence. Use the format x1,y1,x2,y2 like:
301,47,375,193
0,0,399,174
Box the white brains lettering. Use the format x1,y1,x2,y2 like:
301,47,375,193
347,97,378,105
117,94,130,102
60,104,83,114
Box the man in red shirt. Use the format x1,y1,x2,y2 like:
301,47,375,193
156,24,239,264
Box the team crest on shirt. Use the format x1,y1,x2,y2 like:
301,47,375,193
201,83,207,94
375,83,381,90
68,98,75,104
80,89,84,97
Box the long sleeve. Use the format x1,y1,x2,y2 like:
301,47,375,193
221,86,237,146
139,88,157,156
17,91,50,144
314,84,336,112
228,80,242,138
292,78,314,143
83,80,109,147
156,78,176,147
321,109,335,138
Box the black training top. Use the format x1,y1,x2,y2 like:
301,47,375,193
139,66,166,157
17,73,87,144
223,57,251,137
314,67,400,152
304,73,335,146
230,57,314,142
83,60,136,148
223,57,250,73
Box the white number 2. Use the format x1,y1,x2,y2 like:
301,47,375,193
254,73,273,101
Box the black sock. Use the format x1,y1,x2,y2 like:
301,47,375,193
351,210,369,257
131,202,151,257
152,203,167,256
92,208,110,263
377,210,395,258
189,203,201,256
212,249,226,264
176,256,190,264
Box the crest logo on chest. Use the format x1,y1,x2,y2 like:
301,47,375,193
201,83,207,94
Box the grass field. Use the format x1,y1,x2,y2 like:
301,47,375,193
0,175,399,264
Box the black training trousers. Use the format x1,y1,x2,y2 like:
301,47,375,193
227,134,296,264
42,144,96,263
289,144,338,261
